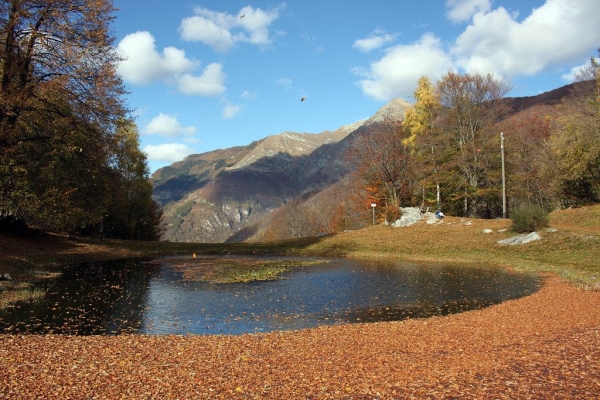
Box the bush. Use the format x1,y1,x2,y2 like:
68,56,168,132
384,206,401,223
510,205,549,233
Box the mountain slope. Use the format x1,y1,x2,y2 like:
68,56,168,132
151,86,574,243
152,99,411,242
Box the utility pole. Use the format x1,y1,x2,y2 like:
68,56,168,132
501,132,506,218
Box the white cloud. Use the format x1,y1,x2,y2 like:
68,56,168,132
223,104,241,119
116,31,227,97
451,0,600,78
144,113,196,137
277,77,293,89
116,31,196,84
143,143,196,163
240,90,257,100
446,0,491,23
177,63,226,96
356,0,600,101
561,57,600,82
353,30,398,53
180,4,283,53
356,33,454,101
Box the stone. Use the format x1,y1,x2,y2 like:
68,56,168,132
391,207,423,227
497,232,542,245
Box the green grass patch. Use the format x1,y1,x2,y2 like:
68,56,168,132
171,257,324,283
0,284,45,310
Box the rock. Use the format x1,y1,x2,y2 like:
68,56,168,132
546,227,558,233
482,229,493,234
391,207,423,227
0,273,12,281
497,232,542,245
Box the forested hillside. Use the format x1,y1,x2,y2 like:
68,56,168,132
153,60,599,243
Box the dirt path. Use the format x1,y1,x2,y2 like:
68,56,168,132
1,277,599,399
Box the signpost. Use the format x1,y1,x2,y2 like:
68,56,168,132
371,203,376,226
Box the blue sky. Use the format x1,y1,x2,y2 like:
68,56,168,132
111,0,600,173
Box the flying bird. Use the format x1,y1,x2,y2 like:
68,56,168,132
301,97,305,102
240,14,245,18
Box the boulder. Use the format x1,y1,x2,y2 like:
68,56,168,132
391,207,423,227
497,232,542,245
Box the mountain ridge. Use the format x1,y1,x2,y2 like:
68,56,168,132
152,85,575,242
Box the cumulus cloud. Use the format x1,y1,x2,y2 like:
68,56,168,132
180,4,284,52
116,31,226,96
144,113,196,137
355,33,454,101
116,31,196,84
177,63,226,96
451,0,600,78
446,0,491,23
353,29,398,53
355,0,600,101
143,143,196,164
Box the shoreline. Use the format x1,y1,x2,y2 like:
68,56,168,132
1,276,599,398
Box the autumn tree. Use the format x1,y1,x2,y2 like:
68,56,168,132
99,120,164,240
436,71,511,217
403,76,445,210
547,52,600,205
0,1,162,236
498,109,555,210
347,119,416,216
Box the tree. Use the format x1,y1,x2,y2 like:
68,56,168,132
101,120,165,240
347,119,416,214
547,52,600,205
436,71,511,217
499,108,554,210
0,0,129,231
403,76,444,210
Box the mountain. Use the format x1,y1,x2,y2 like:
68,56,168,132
151,99,411,242
151,84,576,243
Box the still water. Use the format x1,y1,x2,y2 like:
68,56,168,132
0,257,540,335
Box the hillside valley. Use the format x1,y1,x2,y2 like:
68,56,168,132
152,84,576,243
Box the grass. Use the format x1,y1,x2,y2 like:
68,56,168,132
169,257,324,283
0,284,45,309
1,204,599,309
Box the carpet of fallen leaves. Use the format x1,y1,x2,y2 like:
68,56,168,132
1,277,599,399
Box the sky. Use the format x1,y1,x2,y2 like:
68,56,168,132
111,0,600,173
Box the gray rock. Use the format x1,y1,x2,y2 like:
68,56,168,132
391,207,423,227
0,273,12,281
497,231,542,245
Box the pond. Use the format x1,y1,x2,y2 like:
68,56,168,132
0,257,541,335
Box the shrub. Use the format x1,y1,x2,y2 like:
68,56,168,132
384,206,401,223
510,205,549,233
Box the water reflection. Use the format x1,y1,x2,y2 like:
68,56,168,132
0,257,540,336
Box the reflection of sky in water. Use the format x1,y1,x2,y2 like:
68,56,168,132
139,259,540,335
0,258,541,336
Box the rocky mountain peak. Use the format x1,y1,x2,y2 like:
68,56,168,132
365,98,412,125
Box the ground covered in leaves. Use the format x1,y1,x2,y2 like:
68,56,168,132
1,277,598,399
